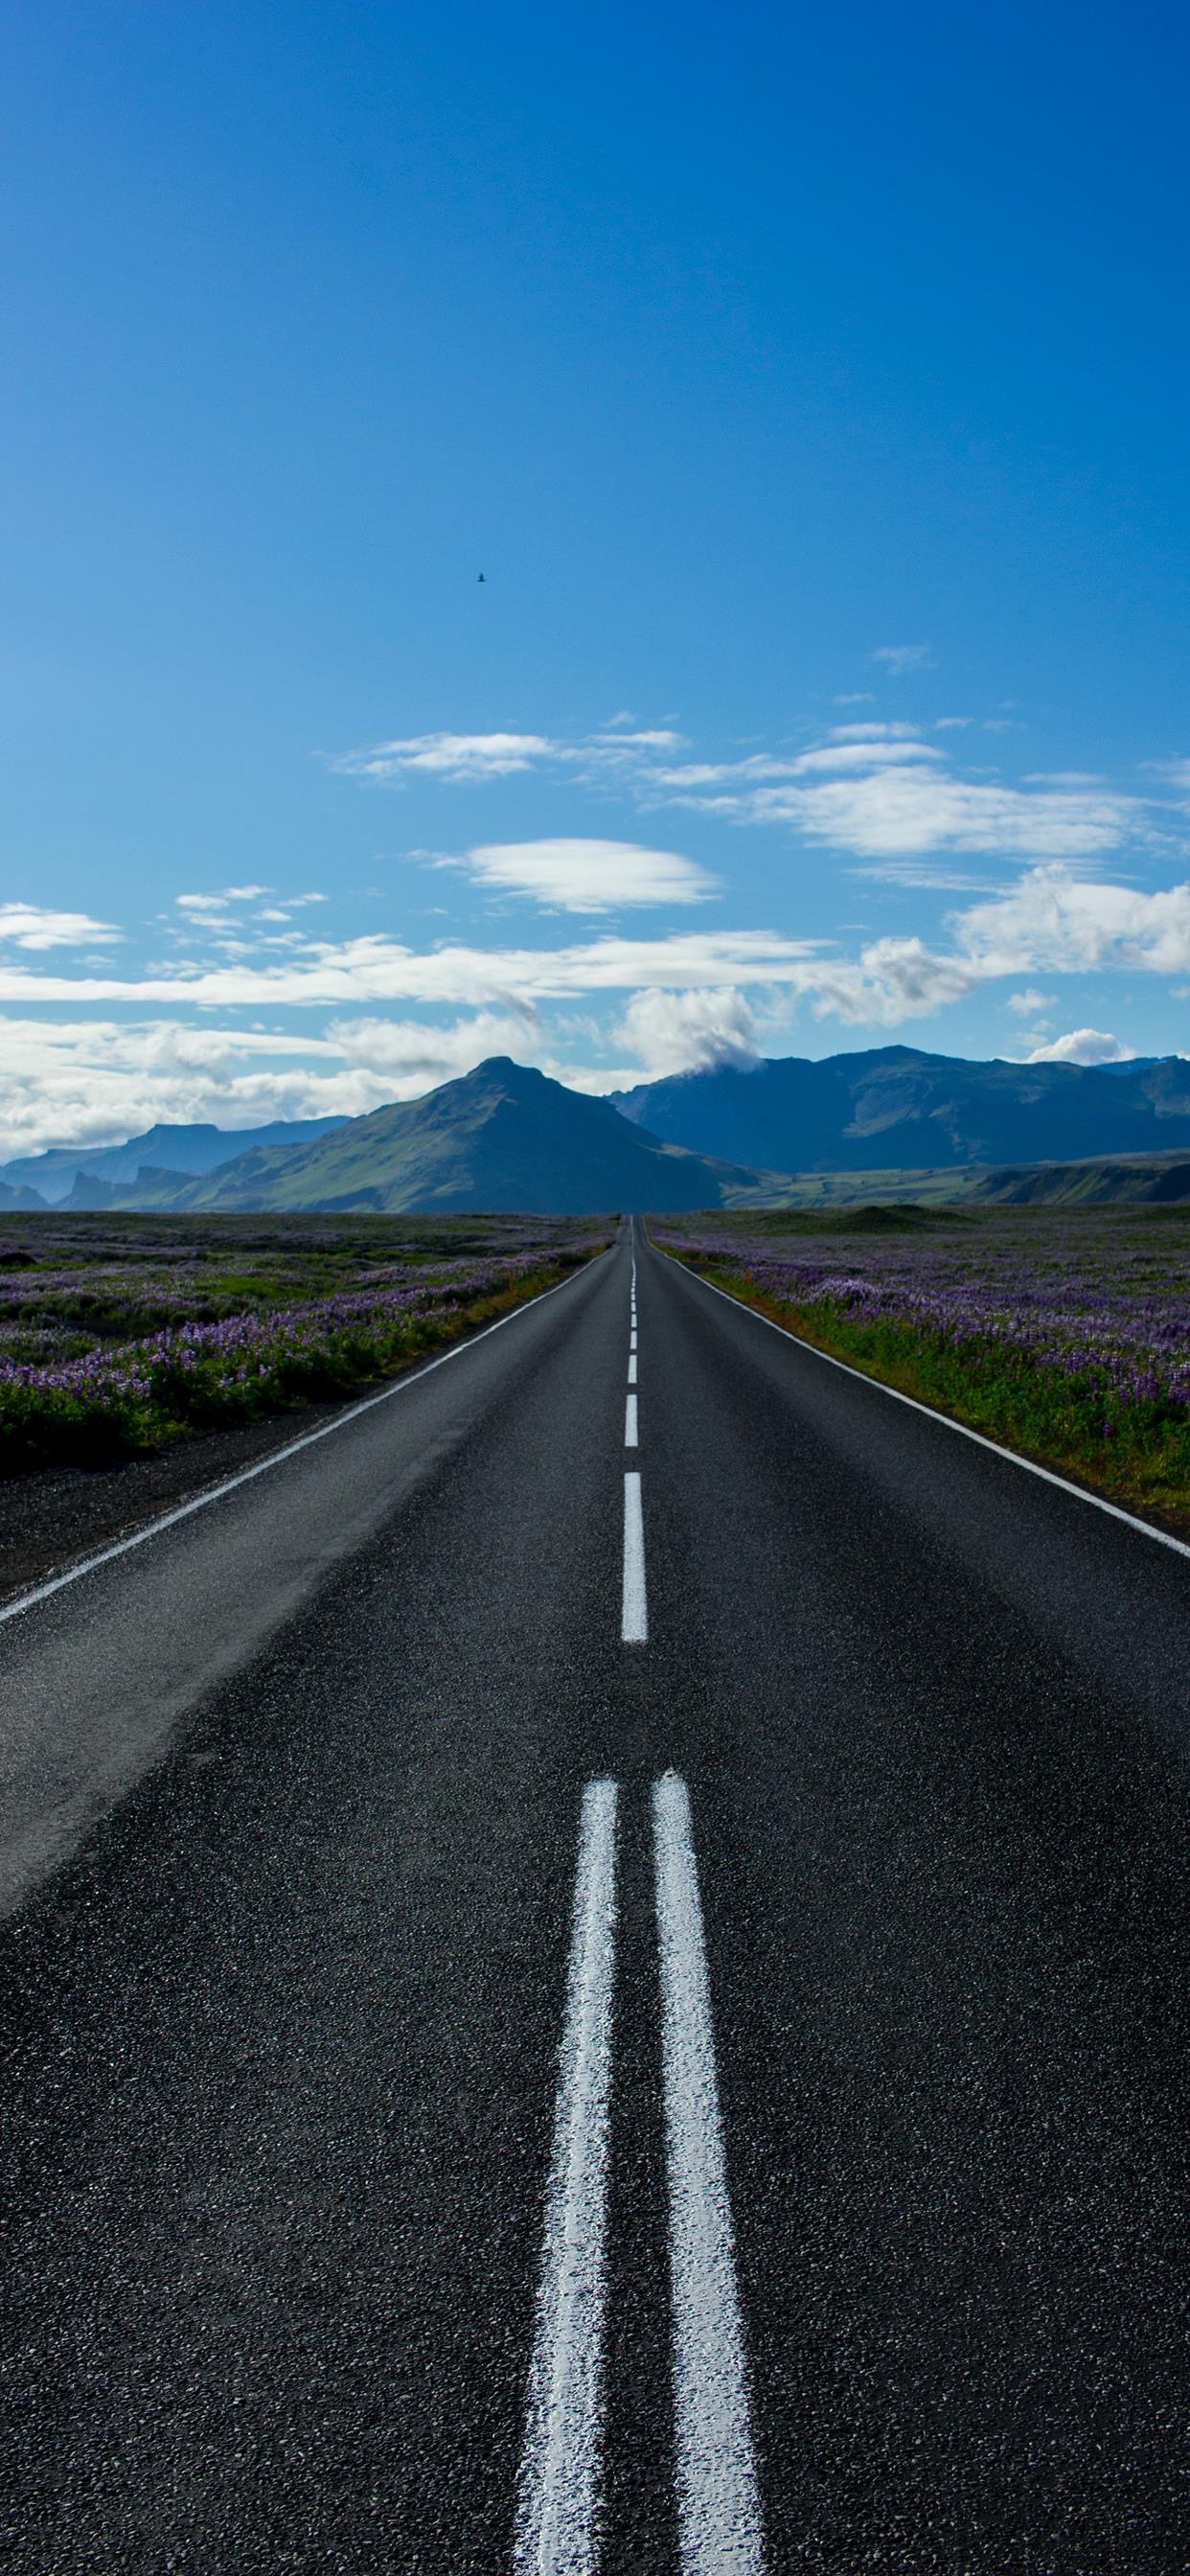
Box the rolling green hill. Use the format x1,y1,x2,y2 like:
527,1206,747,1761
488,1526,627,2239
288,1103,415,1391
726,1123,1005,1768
971,1150,1190,1206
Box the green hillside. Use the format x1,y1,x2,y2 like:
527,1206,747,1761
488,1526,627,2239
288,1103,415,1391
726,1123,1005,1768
972,1150,1190,1206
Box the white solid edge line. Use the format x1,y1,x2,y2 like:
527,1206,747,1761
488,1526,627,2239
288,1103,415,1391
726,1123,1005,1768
625,1392,639,1447
628,1352,638,1384
0,1255,606,1629
515,1779,618,2576
622,1469,648,1642
667,1254,1190,1566
652,1772,766,2575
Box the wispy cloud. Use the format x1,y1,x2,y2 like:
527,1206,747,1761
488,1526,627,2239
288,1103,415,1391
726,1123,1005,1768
0,927,822,1013
661,751,1141,867
332,726,688,790
0,904,119,950
443,838,714,911
5,867,1190,1026
337,716,1156,880
336,731,559,783
177,885,270,911
1147,757,1190,798
873,643,933,675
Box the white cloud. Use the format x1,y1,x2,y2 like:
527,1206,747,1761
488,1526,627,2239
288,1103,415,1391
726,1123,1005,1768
788,739,943,775
337,731,559,783
0,1006,646,1156
333,725,693,790
325,1006,547,1089
332,714,1172,886
589,728,687,752
829,722,923,743
873,644,933,675
0,904,119,950
448,838,715,911
956,867,1190,977
732,766,1139,862
177,886,269,910
615,986,760,1078
0,927,826,1013
4,866,1190,1030
1025,1028,1136,1066
0,1015,389,1161
796,935,977,1025
645,730,1142,865
1005,988,1055,1017
853,861,995,892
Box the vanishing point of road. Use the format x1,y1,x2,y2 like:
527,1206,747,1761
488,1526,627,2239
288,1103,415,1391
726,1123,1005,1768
0,1220,1186,2573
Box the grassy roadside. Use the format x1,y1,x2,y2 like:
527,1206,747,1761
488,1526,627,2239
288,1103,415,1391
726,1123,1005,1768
0,1251,600,1477
656,1244,1190,1541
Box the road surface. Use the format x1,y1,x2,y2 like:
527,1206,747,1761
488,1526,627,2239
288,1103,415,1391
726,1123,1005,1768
0,1219,1186,2573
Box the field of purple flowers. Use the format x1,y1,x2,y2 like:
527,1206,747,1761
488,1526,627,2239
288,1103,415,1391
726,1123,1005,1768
0,1210,607,1473
652,1204,1190,1531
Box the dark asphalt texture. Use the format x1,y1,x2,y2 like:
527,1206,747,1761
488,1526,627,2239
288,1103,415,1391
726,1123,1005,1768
0,1221,1186,2573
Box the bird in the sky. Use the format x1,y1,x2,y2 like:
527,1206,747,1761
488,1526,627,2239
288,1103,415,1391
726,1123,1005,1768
477,572,486,583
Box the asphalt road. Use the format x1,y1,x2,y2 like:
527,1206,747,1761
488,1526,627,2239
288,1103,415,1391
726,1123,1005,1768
0,1218,1187,2574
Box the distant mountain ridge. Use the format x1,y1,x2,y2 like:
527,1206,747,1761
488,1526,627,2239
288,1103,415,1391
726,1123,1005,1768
0,1115,351,1207
6,1046,1190,1217
611,1045,1190,1171
153,1058,765,1213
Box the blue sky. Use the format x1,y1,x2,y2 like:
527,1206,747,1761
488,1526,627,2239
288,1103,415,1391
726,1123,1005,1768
2,0,1188,1152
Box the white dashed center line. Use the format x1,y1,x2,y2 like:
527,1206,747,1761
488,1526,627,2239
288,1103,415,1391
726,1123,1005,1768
621,1471,648,1642
625,1393,639,1448
628,1353,638,1385
652,1772,766,2574
515,1781,619,2576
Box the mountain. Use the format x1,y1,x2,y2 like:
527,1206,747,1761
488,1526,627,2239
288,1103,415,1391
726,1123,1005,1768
155,1058,767,1214
973,1150,1190,1206
0,1116,351,1207
611,1046,1190,1172
0,1179,48,1211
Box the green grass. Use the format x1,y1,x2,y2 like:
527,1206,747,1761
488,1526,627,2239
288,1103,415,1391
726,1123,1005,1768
652,1204,1190,1537
0,1211,608,1473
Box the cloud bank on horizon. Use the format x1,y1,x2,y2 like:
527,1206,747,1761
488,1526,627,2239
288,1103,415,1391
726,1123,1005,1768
2,694,1189,1157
